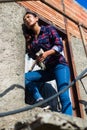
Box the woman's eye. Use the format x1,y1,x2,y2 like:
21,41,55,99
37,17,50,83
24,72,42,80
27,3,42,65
27,16,29,18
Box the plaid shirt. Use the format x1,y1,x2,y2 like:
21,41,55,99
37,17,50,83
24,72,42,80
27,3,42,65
27,25,68,68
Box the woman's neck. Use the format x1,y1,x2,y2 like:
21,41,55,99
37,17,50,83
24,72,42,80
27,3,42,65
32,23,41,38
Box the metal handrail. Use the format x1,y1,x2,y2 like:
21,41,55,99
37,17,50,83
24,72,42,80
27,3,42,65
0,68,87,117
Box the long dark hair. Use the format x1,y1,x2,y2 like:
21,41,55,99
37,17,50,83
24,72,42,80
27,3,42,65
23,10,38,22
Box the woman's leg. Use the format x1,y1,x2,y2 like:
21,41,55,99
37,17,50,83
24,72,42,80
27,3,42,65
54,64,73,115
25,69,54,101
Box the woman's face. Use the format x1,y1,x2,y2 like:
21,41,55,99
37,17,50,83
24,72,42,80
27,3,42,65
24,14,38,28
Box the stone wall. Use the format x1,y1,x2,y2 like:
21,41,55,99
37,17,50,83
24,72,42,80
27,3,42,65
0,108,87,130
0,2,26,112
71,35,87,118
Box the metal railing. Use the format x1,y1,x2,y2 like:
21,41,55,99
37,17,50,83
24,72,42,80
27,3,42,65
0,68,87,117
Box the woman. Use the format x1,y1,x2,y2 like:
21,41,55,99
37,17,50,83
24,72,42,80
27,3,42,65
23,11,73,115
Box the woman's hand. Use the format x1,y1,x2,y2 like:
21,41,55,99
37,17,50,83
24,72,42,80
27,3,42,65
36,49,56,63
36,52,47,62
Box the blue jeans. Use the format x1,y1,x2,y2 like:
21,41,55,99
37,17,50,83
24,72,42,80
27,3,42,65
25,64,73,115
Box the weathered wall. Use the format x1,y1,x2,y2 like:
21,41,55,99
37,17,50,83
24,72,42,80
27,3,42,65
0,2,26,112
1,108,87,130
71,35,87,117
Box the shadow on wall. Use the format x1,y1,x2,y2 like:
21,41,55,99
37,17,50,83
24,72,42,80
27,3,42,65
14,122,31,130
0,84,24,98
14,121,59,130
0,82,60,112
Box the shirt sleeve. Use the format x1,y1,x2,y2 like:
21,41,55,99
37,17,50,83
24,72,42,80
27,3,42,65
49,26,63,53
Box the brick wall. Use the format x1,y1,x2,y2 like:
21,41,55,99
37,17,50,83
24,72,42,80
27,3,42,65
18,0,87,37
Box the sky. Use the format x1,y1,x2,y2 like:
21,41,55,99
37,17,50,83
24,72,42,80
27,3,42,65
75,0,87,9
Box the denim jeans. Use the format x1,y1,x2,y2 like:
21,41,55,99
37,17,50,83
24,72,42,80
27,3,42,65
25,64,73,115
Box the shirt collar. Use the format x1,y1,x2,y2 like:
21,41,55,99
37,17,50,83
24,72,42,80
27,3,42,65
31,26,46,37
40,25,46,33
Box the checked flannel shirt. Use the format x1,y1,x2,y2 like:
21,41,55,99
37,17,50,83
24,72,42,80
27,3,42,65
26,25,68,69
